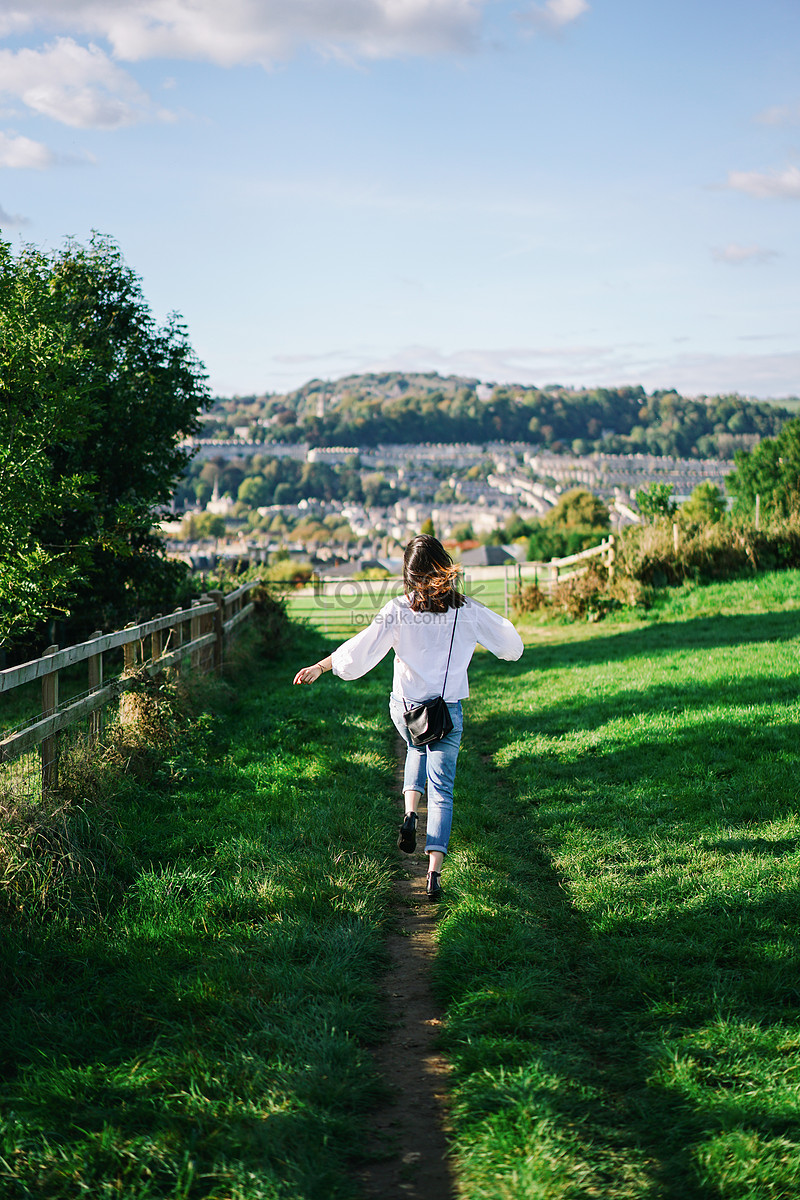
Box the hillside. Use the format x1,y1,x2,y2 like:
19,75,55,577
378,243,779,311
206,372,796,460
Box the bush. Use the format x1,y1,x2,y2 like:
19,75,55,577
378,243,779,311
618,514,800,586
511,582,548,614
550,567,621,622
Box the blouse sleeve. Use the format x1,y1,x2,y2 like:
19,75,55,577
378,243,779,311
330,600,397,680
472,599,524,661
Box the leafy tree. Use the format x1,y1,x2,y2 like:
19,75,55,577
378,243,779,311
0,243,90,645
636,482,677,521
180,513,226,540
0,233,210,645
420,517,435,537
238,475,272,508
727,417,800,517
543,489,610,531
681,482,726,524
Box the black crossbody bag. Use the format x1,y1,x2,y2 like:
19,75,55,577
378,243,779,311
402,604,458,748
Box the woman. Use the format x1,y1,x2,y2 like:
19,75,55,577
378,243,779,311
293,535,523,900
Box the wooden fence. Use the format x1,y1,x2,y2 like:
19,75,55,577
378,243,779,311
288,536,617,634
0,581,260,800
512,534,616,593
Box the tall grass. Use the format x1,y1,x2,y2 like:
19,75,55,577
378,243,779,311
0,625,398,1199
619,512,800,585
436,570,800,1198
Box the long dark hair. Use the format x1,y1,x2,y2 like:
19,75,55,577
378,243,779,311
403,535,464,613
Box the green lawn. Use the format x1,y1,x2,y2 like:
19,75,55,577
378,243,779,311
437,569,800,1198
2,570,800,1198
0,628,398,1199
285,573,515,635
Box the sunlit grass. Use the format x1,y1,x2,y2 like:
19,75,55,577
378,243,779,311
437,570,800,1199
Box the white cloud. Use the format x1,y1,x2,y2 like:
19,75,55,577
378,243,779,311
520,0,589,32
0,38,168,128
0,201,29,226
725,164,800,200
0,130,55,167
258,342,800,401
711,243,780,265
754,102,800,126
0,1,485,65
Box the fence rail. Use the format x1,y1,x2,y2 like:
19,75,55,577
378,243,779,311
286,536,617,633
0,581,261,797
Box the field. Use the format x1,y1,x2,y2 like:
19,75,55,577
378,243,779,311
1,570,800,1197
285,568,520,636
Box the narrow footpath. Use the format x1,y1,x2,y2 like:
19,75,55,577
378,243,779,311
356,750,456,1200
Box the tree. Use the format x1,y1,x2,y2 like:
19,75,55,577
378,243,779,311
727,417,800,517
681,482,726,524
636,482,677,521
543,489,610,531
0,242,93,645
180,513,226,540
420,517,435,537
0,233,210,646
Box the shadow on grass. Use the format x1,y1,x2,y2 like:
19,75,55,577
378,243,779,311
510,607,800,675
0,631,398,1200
436,634,800,1198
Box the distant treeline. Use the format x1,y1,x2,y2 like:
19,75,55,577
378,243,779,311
209,372,795,459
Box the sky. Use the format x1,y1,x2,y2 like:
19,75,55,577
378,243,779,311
1,0,799,400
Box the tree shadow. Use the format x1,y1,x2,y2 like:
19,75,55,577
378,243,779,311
0,642,397,1199
504,608,800,675
437,634,800,1197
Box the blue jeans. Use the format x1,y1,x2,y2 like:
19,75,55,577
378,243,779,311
389,695,463,857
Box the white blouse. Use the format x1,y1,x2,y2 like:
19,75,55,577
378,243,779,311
330,594,524,701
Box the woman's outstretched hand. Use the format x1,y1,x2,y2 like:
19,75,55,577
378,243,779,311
293,662,324,685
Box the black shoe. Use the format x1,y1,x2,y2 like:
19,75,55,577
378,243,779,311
426,871,442,901
397,811,418,853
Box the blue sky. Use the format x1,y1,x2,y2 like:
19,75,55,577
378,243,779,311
1,0,798,399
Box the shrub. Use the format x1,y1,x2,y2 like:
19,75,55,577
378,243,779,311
511,582,548,614
550,567,621,622
618,514,800,586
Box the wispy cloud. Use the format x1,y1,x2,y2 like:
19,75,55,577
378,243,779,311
0,1,486,66
0,130,56,167
519,0,589,33
711,243,780,265
0,38,170,128
754,102,800,126
260,342,800,400
0,201,29,226
724,164,800,200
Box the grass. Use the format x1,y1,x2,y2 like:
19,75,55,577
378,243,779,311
286,573,515,635
434,568,800,1198
4,568,800,1197
0,628,399,1199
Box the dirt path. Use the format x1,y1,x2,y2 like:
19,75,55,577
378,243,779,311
356,754,456,1200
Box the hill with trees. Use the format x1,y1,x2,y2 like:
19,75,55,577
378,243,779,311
208,373,795,460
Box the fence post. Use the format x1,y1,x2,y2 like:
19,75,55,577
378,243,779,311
151,615,163,670
503,566,509,618
41,646,59,798
673,522,680,554
182,605,192,669
755,493,761,530
87,631,103,746
607,534,616,583
207,591,225,673
199,594,216,673
191,600,202,669
120,623,138,728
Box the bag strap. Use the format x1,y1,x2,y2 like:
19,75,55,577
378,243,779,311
441,601,459,697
